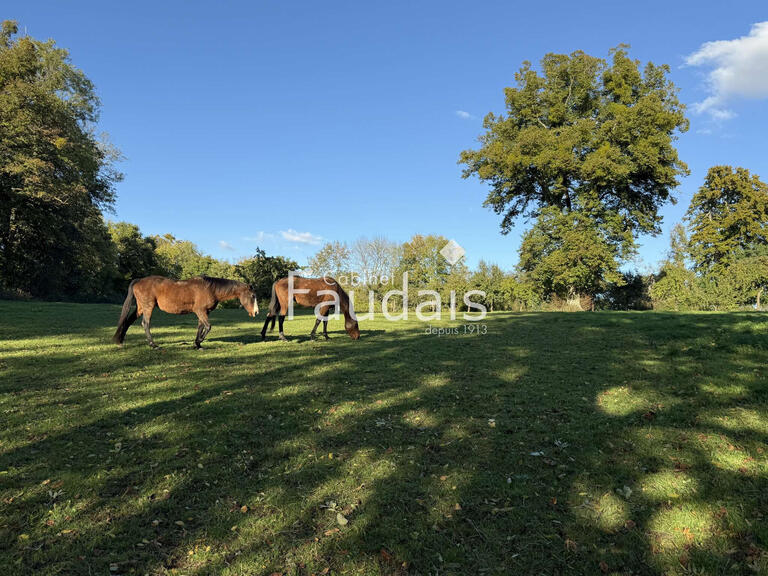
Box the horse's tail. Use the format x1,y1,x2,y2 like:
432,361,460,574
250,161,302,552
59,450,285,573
113,280,139,344
268,281,279,331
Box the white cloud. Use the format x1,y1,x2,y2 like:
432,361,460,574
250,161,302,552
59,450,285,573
455,110,473,119
280,229,323,245
218,240,235,251
685,21,768,120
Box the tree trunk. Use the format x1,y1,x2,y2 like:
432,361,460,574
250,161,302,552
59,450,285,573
757,287,763,310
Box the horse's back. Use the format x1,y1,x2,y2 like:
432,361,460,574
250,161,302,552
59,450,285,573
133,276,209,315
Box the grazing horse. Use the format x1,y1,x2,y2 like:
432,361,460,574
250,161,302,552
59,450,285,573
113,276,259,349
261,276,360,341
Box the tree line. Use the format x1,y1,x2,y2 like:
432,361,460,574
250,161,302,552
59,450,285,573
1,22,765,311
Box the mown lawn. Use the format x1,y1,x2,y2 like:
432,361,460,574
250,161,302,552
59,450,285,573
0,301,767,575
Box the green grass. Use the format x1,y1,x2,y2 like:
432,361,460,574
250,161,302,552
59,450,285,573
1,301,767,575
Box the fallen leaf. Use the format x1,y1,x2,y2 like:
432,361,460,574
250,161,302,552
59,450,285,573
336,512,348,526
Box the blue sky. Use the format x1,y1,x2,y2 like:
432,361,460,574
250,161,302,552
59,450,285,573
8,1,768,270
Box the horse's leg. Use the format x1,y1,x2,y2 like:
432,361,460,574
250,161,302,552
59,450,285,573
194,311,211,349
260,315,272,341
310,318,321,340
278,314,288,341
142,305,159,349
323,319,329,340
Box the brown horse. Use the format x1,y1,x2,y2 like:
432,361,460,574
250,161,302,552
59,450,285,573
261,276,360,341
113,276,259,349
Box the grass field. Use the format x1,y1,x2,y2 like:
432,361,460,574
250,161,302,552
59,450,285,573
1,301,767,575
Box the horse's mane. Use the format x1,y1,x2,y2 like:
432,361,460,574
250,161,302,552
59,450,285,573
199,276,244,297
322,277,352,313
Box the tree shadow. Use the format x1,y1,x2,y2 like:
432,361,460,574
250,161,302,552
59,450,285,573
1,305,767,575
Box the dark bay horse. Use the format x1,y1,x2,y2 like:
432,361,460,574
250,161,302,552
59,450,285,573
113,276,259,349
261,276,360,341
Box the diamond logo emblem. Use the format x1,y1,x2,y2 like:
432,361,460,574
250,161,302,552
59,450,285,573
440,240,465,265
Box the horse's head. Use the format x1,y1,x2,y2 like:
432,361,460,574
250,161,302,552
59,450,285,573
240,287,259,317
345,318,360,340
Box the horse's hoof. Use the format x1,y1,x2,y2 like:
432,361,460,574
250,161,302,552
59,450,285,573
278,335,288,342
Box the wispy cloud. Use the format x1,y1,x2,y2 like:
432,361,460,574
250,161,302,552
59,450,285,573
218,240,235,251
455,110,474,119
280,229,323,245
685,21,768,120
242,231,275,243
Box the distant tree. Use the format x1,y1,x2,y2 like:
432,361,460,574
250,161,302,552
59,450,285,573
507,274,541,311
517,207,631,308
649,264,699,310
686,166,768,274
650,226,698,310
153,235,233,280
308,241,351,278
667,223,689,267
398,234,451,290
727,246,768,308
471,261,508,311
108,222,159,287
235,248,299,299
603,272,653,310
0,21,122,297
350,236,401,287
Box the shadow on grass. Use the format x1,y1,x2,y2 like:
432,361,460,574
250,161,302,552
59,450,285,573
1,305,767,575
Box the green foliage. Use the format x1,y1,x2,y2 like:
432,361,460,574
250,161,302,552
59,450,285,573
0,21,122,298
727,247,768,308
460,46,687,302
687,166,768,274
235,248,299,299
397,234,451,290
107,221,160,288
518,206,630,301
152,234,233,280
460,46,689,236
603,272,653,310
649,263,699,310
471,261,509,311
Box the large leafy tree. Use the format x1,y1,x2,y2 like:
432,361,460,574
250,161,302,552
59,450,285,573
460,47,688,302
0,21,122,297
686,166,768,274
460,46,688,235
